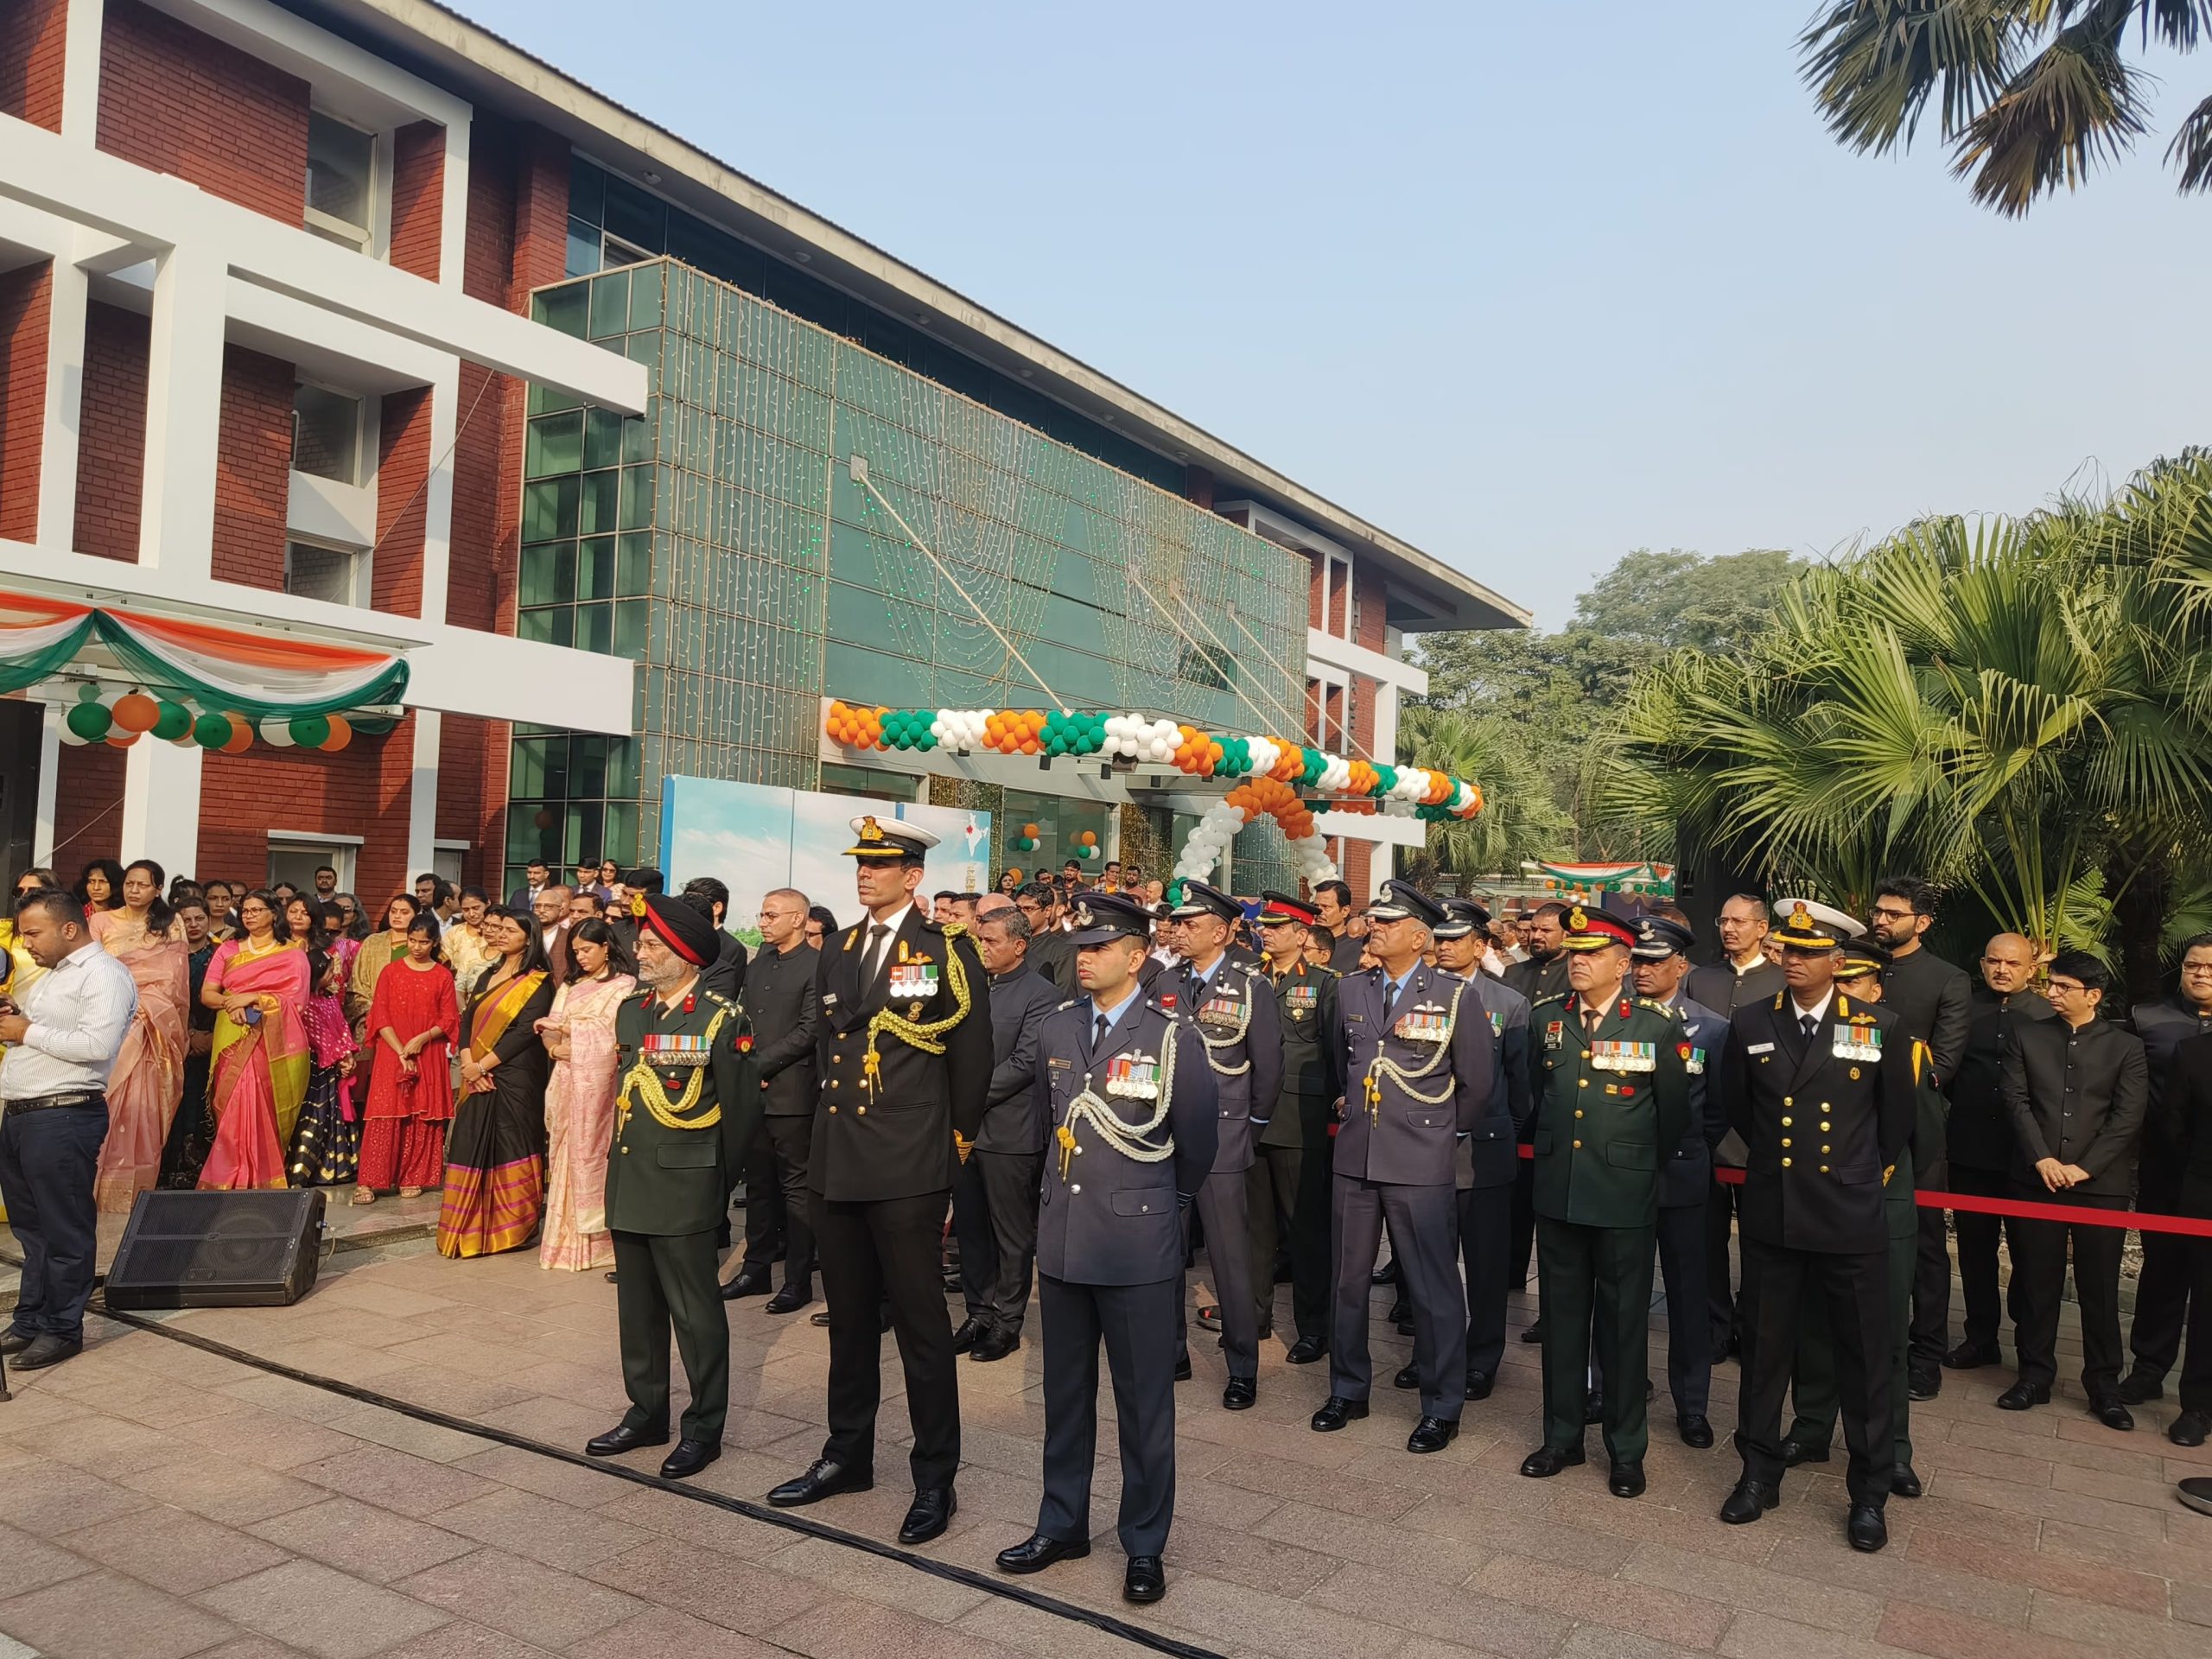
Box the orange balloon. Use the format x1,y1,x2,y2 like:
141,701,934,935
220,714,254,754
1024,823,1040,838
105,730,140,748
1079,830,1096,845
111,692,160,733
320,714,353,752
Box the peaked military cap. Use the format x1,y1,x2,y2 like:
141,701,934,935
1255,890,1318,927
1631,914,1696,960
1368,879,1446,929
1558,904,1637,953
1433,897,1491,940
1067,888,1154,947
1771,897,1862,950
1169,879,1241,924
844,814,939,861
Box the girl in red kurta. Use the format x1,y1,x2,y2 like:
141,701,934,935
353,916,460,1201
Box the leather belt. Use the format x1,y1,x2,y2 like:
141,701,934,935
1,1090,106,1114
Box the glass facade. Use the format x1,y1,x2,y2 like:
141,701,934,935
510,257,1309,891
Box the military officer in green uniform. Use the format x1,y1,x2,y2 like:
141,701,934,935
586,893,760,1480
1782,938,1942,1499
1518,906,1690,1499
1248,890,1341,1363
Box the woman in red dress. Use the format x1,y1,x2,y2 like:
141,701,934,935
353,914,460,1204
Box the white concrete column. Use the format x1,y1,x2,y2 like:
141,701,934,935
36,250,91,554
406,709,442,880
418,361,458,626
136,244,226,575
60,0,105,143
439,119,471,292
120,740,202,878
33,702,62,865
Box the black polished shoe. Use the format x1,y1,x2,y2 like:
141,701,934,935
1123,1554,1166,1604
1310,1395,1370,1433
1223,1376,1256,1411
1608,1460,1646,1499
721,1264,772,1300
1521,1319,1544,1344
898,1487,957,1544
1891,1464,1923,1498
971,1327,1020,1363
1678,1414,1714,1448
11,1335,80,1370
1943,1338,2002,1370
951,1315,988,1355
660,1438,721,1480
1173,1355,1192,1382
1583,1392,1605,1425
1847,1502,1889,1553
1393,1362,1421,1390
0,1327,33,1357
1407,1415,1459,1455
1370,1261,1401,1286
2089,1395,2136,1432
1996,1380,2051,1411
2117,1368,2166,1405
1782,1437,1831,1467
585,1421,671,1458
1908,1367,1941,1402
766,1458,874,1508
995,1532,1090,1574
1197,1305,1224,1333
810,1308,831,1327
2170,1409,2211,1447
1465,1371,1495,1402
764,1284,813,1315
1285,1336,1327,1365
1719,1478,1780,1525
1388,1297,1410,1325
1518,1444,1586,1478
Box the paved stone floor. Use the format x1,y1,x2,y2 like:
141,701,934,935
0,1235,2206,1659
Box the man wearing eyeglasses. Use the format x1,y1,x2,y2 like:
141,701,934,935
1999,952,2147,1431
1015,883,1072,995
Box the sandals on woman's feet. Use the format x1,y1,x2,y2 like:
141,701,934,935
350,1187,376,1206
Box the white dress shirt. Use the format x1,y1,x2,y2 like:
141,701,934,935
1,942,140,1100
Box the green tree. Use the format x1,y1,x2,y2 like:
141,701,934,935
1395,703,1573,886
1801,0,2212,216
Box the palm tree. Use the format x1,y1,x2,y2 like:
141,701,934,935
1396,704,1572,885
1801,1,2212,215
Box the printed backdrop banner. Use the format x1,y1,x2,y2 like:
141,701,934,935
660,776,990,948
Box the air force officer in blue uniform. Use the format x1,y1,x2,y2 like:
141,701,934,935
995,890,1217,1605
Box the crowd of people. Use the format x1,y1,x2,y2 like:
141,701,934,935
3,841,2208,1598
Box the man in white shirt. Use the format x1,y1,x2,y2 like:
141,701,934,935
0,889,140,1369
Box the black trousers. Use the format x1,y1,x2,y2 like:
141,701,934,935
1908,1205,1951,1373
815,1189,961,1490
952,1148,1042,1335
2009,1186,2126,1395
2179,1236,2212,1414
1037,1274,1178,1556
2128,1166,2190,1380
758,1114,813,1290
0,1099,108,1342
739,1135,786,1269
1655,1198,1713,1417
1536,1216,1656,1464
1246,1141,1330,1345
1948,1162,2020,1352
1736,1234,1893,1505
1459,1184,1512,1382
1705,1173,1742,1351
1508,1153,1536,1289
611,1229,728,1442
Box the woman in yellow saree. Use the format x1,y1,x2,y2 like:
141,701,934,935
435,906,555,1257
197,890,312,1191
88,860,191,1211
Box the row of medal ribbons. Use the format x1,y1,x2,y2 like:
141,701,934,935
1393,1008,1451,1044
1105,1054,1160,1098
642,1033,712,1068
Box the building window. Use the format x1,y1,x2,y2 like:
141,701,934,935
285,539,372,607
293,384,364,485
601,232,653,270
304,111,378,251
267,838,356,893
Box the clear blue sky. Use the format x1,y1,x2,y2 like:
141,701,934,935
467,0,2212,628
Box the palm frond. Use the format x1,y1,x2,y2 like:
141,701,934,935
1949,1,2154,213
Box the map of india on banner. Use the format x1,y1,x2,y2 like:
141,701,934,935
660,776,990,948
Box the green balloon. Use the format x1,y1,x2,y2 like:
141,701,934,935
152,701,194,741
194,713,232,749
289,714,331,749
65,701,111,741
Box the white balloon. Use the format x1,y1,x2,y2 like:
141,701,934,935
259,718,296,749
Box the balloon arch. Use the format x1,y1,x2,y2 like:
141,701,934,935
823,702,1484,893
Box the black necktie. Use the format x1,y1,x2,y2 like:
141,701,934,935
1800,1013,1818,1043
1581,1007,1600,1039
863,923,891,987
1093,1011,1109,1056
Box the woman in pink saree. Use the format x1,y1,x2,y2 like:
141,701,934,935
197,890,313,1191
88,860,191,1212
535,918,635,1271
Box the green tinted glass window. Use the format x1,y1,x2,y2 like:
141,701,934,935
588,270,629,340
526,411,583,479
576,602,613,655
617,531,654,595
521,477,579,543
584,407,626,471
517,607,573,647
518,543,575,607
620,466,657,531
579,470,619,537
613,599,647,661
579,536,616,601
537,283,588,339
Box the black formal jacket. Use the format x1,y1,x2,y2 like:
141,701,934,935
1948,985,2058,1173
1684,955,1786,1019
1462,973,1534,1191
2129,996,2212,1204
812,906,992,1201
1504,950,1571,1008
977,964,1063,1154
1999,1014,2147,1200
745,940,818,1116
1263,958,1341,1154
2157,1032,2212,1217
1719,990,1916,1255
701,931,749,1001
1027,927,1075,996
1657,994,1730,1209
1878,946,1973,1086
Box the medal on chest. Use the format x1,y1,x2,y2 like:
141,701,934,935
1198,989,1243,1031
1591,1039,1656,1072
641,1032,711,1068
887,958,938,1001
1286,982,1319,1015
1392,1002,1451,1045
1678,1040,1706,1076
1105,1053,1160,1099
1833,1023,1884,1063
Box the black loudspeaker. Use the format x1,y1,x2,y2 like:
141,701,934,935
105,1190,327,1309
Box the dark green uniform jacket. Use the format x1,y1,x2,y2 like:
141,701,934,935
1526,992,1693,1229
606,983,760,1235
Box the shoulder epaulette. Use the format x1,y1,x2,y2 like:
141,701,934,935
1055,996,1084,1012
702,988,735,1008
624,986,654,1001
1636,997,1684,1020
1531,991,1570,1010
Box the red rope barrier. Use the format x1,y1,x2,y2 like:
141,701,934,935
1509,1143,2212,1236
